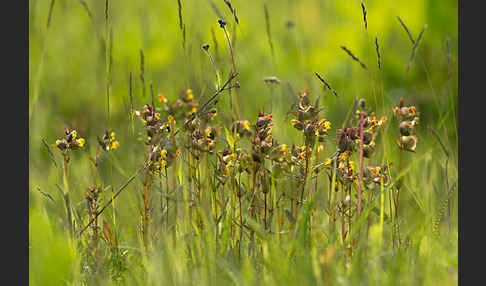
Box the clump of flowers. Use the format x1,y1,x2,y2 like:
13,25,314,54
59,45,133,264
336,127,359,154
158,89,199,121
133,103,180,173
133,104,166,145
183,113,220,161
148,144,179,174
215,147,238,186
55,128,86,152
231,119,252,138
393,98,419,152
355,110,387,158
268,144,292,179
363,163,392,190
336,151,356,185
97,129,120,151
251,110,275,164
290,91,331,148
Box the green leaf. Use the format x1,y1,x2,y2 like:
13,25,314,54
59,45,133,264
225,127,235,150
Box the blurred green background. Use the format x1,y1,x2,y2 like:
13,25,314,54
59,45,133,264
29,0,457,285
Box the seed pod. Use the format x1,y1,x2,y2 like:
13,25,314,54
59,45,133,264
363,141,376,158
399,121,413,136
398,106,416,120
218,19,226,28
309,106,319,118
363,130,373,145
291,119,304,131
261,140,273,154
400,135,418,151
55,139,68,151
337,129,348,152
304,123,315,138
348,127,359,140
298,109,312,121
300,91,310,106
252,151,262,163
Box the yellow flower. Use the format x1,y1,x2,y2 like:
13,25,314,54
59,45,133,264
76,138,85,148
318,145,324,152
158,94,168,103
110,131,116,140
191,106,198,113
410,106,416,115
224,165,232,176
186,89,194,100
205,128,212,138
279,144,288,152
349,161,355,170
242,120,250,130
378,116,387,126
160,149,167,159
323,121,331,131
161,160,167,168
55,139,63,147
324,158,332,165
209,111,217,118
71,130,77,140
111,141,119,149
154,113,160,120
375,166,381,175
339,152,348,161
291,119,299,126
412,117,419,126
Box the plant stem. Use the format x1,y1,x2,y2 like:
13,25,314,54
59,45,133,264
222,26,240,117
394,149,404,247
341,184,346,243
297,142,311,218
63,154,73,236
358,112,364,218
165,167,169,233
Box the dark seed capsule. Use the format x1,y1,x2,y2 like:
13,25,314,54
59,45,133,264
304,123,315,138
348,127,359,140
218,19,226,28
399,121,412,136
363,131,373,145
363,142,376,158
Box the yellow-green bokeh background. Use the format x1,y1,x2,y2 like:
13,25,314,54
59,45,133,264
29,0,457,285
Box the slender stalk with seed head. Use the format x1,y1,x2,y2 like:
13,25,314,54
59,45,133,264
218,19,240,117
